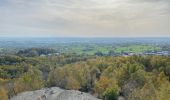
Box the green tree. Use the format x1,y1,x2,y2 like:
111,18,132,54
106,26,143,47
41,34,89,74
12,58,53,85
14,68,44,93
103,85,120,100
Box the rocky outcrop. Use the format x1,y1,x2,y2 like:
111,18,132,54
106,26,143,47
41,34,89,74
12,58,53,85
11,87,101,100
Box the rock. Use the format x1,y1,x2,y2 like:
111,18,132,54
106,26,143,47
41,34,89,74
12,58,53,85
11,87,101,100
118,96,125,100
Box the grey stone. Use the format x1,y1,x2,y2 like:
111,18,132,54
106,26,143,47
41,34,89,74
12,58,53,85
11,87,101,100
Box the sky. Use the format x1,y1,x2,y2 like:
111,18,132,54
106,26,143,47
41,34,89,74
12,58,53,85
0,0,170,37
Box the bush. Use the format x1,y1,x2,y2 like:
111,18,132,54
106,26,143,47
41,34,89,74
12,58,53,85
103,86,120,100
14,69,44,94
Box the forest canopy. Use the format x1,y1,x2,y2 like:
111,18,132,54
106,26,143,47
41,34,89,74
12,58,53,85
0,51,170,100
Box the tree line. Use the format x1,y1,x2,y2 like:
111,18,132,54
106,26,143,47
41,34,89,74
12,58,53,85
0,53,170,100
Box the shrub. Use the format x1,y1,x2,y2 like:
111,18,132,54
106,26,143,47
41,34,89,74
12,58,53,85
14,69,44,94
103,85,120,100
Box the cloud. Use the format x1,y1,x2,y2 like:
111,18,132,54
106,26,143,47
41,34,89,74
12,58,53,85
0,0,170,37
130,0,169,3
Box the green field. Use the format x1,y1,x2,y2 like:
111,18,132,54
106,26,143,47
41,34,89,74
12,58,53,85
0,48,3,52
65,44,161,55
114,45,161,53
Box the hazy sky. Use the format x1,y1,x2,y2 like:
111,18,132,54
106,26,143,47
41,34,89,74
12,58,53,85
0,0,170,37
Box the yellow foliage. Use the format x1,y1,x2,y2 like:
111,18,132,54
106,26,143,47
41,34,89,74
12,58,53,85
66,76,80,90
95,76,119,98
0,87,8,100
13,69,44,94
155,82,170,100
95,76,110,95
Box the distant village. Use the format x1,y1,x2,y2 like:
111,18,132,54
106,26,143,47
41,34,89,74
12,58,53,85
120,50,170,57
94,50,170,57
39,50,170,57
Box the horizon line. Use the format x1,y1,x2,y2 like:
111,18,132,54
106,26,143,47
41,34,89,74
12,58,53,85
0,36,170,38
